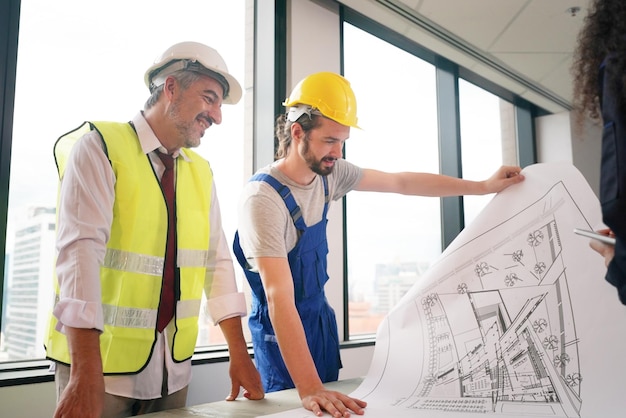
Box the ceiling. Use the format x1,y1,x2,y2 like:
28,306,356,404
339,0,592,113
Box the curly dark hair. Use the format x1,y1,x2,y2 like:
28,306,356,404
572,0,626,121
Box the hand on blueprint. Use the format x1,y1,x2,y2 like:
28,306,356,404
226,355,265,401
301,388,367,417
482,165,525,194
223,319,265,401
589,228,616,267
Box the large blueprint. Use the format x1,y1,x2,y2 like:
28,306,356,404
264,162,626,417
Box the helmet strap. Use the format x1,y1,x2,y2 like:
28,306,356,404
149,60,230,99
286,105,322,122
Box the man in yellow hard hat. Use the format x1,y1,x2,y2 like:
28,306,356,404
46,41,264,418
233,71,524,417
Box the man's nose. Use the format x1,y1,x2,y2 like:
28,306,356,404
210,107,222,125
331,141,344,157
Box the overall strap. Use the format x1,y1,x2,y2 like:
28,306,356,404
250,173,308,231
250,173,330,228
320,175,329,218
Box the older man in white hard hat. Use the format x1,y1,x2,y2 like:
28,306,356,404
46,41,264,418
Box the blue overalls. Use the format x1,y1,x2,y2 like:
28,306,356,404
233,173,342,392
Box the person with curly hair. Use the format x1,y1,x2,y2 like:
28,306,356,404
571,0,626,304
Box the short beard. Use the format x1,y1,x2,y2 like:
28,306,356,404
302,135,334,176
169,97,202,149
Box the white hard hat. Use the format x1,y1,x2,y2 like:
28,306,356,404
144,41,242,104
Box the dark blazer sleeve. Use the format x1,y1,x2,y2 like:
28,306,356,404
599,56,626,304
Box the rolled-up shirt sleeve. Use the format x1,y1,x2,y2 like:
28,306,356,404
54,131,115,333
205,180,247,324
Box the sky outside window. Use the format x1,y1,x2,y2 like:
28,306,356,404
343,23,441,338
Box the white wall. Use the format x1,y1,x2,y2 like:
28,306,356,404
536,112,574,164
535,111,602,197
570,112,603,198
0,380,56,418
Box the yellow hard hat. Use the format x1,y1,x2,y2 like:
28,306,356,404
144,41,242,104
283,72,360,128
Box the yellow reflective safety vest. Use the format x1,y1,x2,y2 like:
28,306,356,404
46,121,212,374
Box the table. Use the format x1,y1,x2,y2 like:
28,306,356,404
143,377,363,417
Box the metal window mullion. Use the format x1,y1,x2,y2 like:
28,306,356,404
436,57,463,250
0,0,21,333
253,0,287,172
514,101,536,167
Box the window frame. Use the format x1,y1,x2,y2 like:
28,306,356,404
339,5,545,340
0,0,20,336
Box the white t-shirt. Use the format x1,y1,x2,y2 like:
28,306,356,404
237,158,363,269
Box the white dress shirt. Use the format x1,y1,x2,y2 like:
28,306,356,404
53,112,246,399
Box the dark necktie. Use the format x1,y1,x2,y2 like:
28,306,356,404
156,152,176,332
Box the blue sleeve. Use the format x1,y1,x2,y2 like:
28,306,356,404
606,238,626,304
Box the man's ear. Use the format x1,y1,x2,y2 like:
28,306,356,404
291,122,304,143
163,76,177,100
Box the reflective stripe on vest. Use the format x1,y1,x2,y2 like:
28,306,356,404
102,299,201,329
102,248,212,277
45,121,212,374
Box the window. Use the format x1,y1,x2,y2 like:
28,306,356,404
0,0,249,364
341,16,528,340
343,23,440,338
459,79,518,226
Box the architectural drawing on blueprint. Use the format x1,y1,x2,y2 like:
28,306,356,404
408,218,581,416
262,163,626,418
